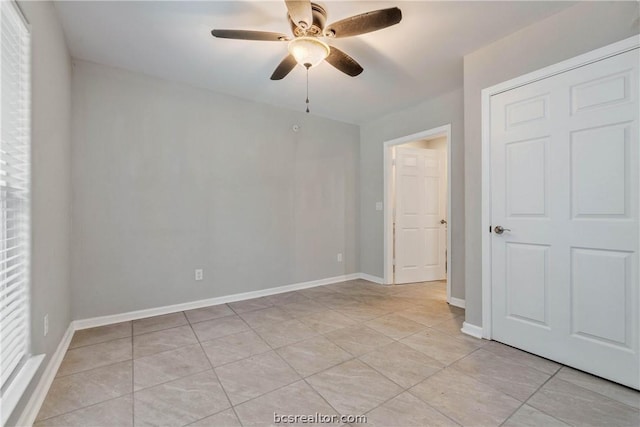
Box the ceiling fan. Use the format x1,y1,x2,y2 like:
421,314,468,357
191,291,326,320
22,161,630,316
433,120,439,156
211,0,402,80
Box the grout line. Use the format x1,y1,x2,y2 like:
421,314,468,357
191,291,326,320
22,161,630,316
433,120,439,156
498,369,561,427
188,311,242,427
53,357,133,380
35,393,135,423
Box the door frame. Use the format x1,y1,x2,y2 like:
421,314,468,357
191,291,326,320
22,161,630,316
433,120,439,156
480,35,639,339
383,124,453,304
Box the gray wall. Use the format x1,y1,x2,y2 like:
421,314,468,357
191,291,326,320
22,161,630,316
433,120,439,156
7,2,72,425
359,88,465,301
70,60,360,319
463,1,640,326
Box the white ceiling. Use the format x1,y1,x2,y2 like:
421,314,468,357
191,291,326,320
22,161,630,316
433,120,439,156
54,1,574,124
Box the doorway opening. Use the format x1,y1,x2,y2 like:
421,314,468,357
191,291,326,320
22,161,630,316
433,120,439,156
383,124,452,303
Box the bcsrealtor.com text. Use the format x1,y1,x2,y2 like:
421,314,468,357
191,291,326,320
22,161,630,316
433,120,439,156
274,412,367,424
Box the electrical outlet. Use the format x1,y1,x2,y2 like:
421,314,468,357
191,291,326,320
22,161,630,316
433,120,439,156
337,253,343,262
375,202,383,211
195,269,203,281
44,314,49,337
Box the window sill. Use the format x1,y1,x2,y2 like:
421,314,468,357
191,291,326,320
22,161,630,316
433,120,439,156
1,354,45,426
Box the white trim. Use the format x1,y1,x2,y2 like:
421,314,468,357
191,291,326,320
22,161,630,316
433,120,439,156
480,35,640,341
1,355,44,426
449,297,465,309
461,322,484,339
14,324,74,427
358,273,384,284
383,124,453,304
74,273,360,330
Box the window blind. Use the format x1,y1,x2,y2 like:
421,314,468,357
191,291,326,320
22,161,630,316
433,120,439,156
0,1,30,390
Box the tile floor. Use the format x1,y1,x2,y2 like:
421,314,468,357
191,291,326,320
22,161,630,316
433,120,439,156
35,280,639,427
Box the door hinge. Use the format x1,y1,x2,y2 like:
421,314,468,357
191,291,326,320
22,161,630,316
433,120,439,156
489,225,492,233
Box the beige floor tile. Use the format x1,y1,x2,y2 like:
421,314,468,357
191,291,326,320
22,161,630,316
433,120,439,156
57,338,132,377
42,281,640,427
451,349,551,401
482,341,560,375
307,359,403,415
201,330,271,367
502,404,569,427
410,368,521,426
359,342,444,388
228,297,273,314
396,307,458,327
298,285,337,298
365,313,427,340
214,351,300,405
184,304,234,324
190,314,251,342
314,293,362,309
266,291,309,306
70,322,132,349
364,392,457,427
527,377,640,427
431,315,465,337
281,300,327,318
38,361,132,420
133,312,188,335
371,296,418,312
254,318,318,348
134,370,229,427
35,395,133,427
400,329,480,365
276,336,352,377
298,309,357,334
324,325,393,357
188,408,242,427
335,303,390,322
555,366,640,409
133,325,197,358
133,343,210,390
234,380,340,427
239,306,293,328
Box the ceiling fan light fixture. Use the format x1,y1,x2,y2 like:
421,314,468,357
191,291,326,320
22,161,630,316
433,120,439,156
288,36,330,68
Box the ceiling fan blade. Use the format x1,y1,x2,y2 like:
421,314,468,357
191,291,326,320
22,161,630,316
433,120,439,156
270,54,298,80
325,47,363,77
324,7,402,38
285,0,313,30
211,29,289,41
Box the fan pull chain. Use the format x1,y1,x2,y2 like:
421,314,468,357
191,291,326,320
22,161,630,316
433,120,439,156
305,63,310,113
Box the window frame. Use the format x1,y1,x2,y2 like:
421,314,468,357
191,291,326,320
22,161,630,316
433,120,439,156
0,2,43,425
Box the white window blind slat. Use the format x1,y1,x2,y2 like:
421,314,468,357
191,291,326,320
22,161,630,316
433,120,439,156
0,302,23,325
0,0,30,391
0,343,24,386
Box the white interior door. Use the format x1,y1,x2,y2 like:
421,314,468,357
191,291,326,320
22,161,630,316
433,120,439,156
490,49,639,389
394,147,446,284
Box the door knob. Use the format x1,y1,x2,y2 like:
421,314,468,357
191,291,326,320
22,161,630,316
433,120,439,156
494,225,511,235
440,219,447,224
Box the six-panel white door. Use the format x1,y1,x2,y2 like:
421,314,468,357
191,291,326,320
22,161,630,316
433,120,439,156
490,49,639,389
394,147,446,284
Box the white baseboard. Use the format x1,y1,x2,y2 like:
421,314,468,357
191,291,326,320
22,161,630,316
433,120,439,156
74,273,361,330
358,273,384,284
448,297,466,309
461,321,484,339
15,324,74,427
